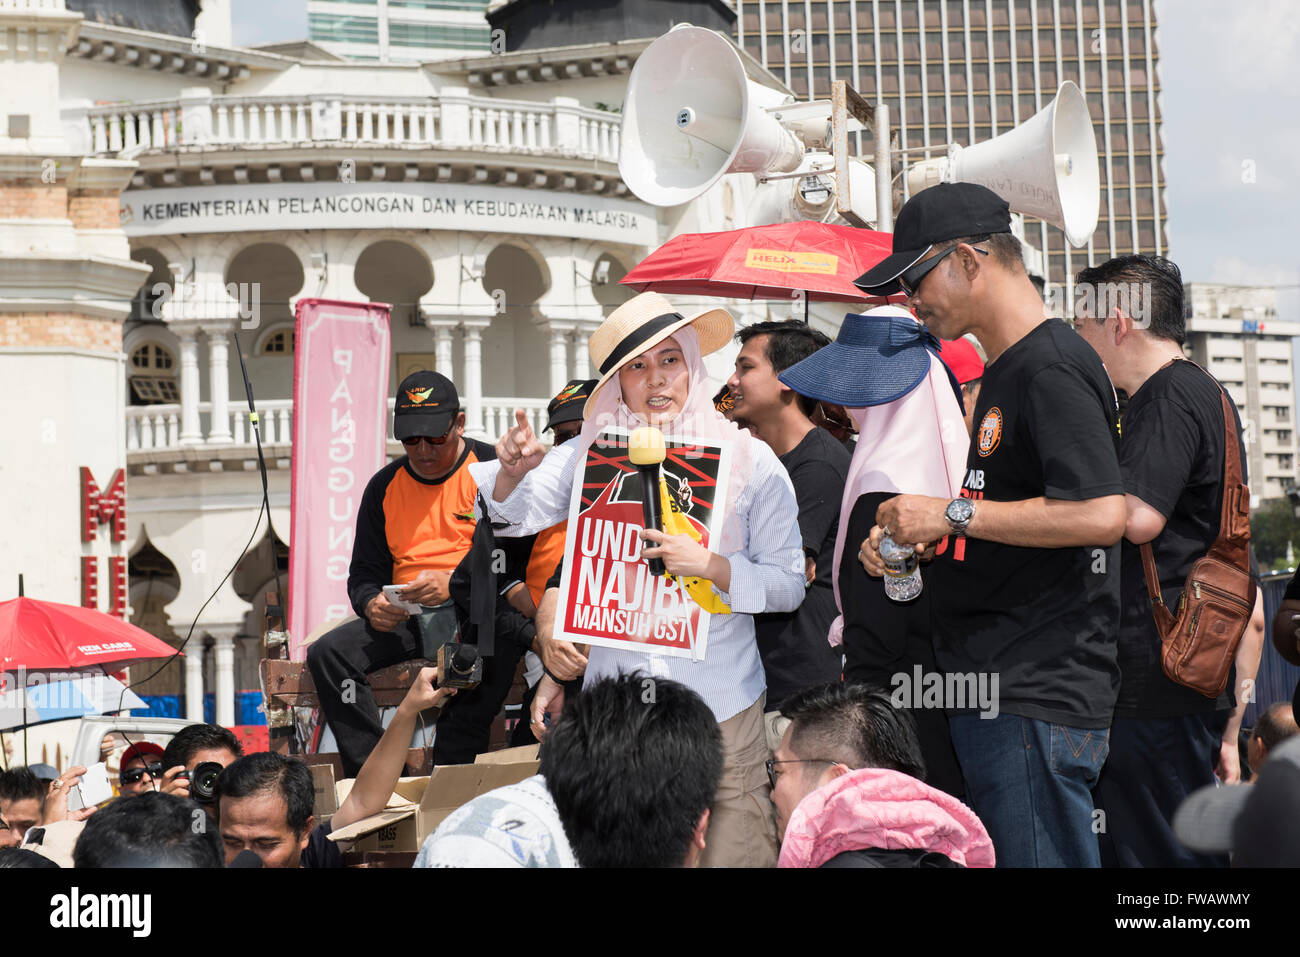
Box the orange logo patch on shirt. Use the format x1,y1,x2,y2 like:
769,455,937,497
976,407,1002,457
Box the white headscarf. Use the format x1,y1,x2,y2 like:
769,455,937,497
575,324,755,554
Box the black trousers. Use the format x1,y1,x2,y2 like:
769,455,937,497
305,616,526,777
1093,710,1231,868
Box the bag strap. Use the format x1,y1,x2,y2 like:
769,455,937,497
1138,359,1249,626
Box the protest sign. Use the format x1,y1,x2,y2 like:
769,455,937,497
554,427,732,660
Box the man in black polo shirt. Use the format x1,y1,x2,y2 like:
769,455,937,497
725,320,848,746
856,183,1127,868
1075,254,1260,867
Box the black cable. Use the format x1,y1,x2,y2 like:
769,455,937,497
232,329,286,620
105,327,278,777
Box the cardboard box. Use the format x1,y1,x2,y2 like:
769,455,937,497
326,745,540,853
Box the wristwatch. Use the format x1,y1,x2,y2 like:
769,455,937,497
944,497,975,535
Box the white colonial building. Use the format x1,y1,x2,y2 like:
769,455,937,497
1,0,803,729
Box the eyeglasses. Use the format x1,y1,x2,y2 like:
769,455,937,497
898,240,990,297
765,757,840,791
553,426,582,444
121,762,164,785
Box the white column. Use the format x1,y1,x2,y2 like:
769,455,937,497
461,320,488,438
572,323,598,379
547,323,573,395
432,322,454,377
213,632,235,728
177,325,203,445
203,322,232,442
184,644,205,723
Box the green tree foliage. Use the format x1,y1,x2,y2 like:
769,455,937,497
1251,499,1300,569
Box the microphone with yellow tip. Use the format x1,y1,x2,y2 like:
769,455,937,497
629,427,667,576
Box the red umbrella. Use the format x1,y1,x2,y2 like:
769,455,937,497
0,597,180,671
621,221,900,305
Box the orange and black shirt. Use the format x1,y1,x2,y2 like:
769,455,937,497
347,438,495,617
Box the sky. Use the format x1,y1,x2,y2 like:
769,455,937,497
231,0,1300,321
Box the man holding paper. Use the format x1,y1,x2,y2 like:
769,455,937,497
470,292,806,868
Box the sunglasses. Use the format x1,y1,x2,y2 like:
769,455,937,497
401,434,452,448
121,762,164,785
898,240,990,297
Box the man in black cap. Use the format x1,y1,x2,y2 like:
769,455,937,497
306,370,496,777
857,183,1127,867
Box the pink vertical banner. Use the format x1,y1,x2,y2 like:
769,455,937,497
288,298,392,660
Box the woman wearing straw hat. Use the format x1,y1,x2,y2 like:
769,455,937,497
470,291,806,868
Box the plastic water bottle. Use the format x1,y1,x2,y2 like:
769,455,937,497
879,534,923,602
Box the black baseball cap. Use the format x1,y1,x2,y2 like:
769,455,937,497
545,379,596,432
394,370,459,441
854,183,1012,296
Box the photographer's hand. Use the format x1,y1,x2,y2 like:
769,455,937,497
333,667,453,831
157,765,191,799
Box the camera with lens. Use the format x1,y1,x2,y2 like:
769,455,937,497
436,642,483,690
181,761,224,805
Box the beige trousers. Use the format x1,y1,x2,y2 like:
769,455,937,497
698,694,779,868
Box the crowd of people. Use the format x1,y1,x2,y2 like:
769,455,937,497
3,182,1300,869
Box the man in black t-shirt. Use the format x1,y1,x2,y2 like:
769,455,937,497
1075,254,1261,867
726,320,848,743
856,184,1127,868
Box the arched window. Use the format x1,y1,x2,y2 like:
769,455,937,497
128,343,179,404
261,329,295,355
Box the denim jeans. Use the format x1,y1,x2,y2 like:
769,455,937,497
948,712,1110,867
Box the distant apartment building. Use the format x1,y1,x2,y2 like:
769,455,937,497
1182,283,1299,504
308,0,491,62
733,0,1165,302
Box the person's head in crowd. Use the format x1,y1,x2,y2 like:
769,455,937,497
161,723,242,775
1175,735,1300,866
544,378,596,446
393,370,466,481
584,292,735,431
854,183,1027,342
216,752,315,868
727,320,832,443
1073,255,1185,394
72,791,222,868
772,682,926,840
0,768,49,846
415,775,578,868
540,674,723,867
938,336,986,437
1248,702,1300,779
118,742,166,797
0,846,59,868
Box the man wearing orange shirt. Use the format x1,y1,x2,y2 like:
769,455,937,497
306,371,495,777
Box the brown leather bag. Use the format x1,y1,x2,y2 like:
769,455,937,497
1139,365,1256,698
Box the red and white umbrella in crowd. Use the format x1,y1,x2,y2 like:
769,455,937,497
0,597,179,672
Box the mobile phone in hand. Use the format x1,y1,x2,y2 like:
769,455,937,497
67,762,112,810
383,584,423,614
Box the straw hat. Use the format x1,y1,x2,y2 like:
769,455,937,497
585,291,735,417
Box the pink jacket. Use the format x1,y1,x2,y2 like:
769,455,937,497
778,767,996,868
